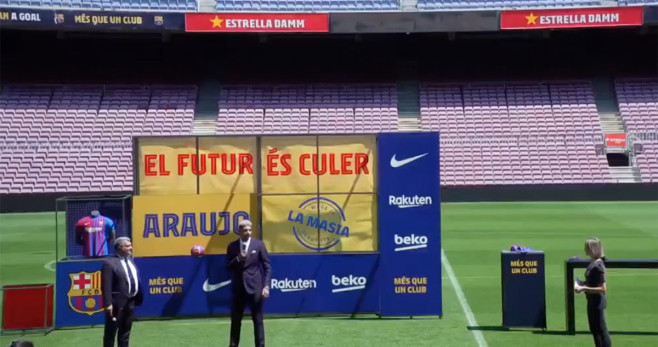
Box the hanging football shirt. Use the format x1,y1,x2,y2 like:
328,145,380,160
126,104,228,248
76,215,115,257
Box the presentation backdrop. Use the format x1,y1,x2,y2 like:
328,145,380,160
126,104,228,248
132,194,258,257
56,132,442,327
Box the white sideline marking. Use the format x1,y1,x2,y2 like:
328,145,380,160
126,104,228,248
44,260,56,272
442,249,488,347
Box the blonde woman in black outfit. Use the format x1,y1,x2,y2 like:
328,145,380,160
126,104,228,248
575,237,612,347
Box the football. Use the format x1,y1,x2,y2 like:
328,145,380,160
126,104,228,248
191,245,205,257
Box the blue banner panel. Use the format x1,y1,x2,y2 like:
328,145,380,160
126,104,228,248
377,132,442,316
501,251,546,329
0,8,184,31
134,254,232,318
265,254,379,315
55,259,106,327
134,253,379,318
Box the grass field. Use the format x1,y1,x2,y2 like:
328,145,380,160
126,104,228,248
1,202,657,347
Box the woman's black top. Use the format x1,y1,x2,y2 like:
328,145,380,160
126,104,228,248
585,257,607,309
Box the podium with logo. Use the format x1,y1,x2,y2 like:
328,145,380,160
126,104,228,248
501,250,546,329
53,132,443,328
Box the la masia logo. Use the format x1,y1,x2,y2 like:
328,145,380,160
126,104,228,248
287,197,349,251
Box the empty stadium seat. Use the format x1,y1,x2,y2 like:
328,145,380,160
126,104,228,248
0,85,197,194
421,81,612,186
215,84,398,135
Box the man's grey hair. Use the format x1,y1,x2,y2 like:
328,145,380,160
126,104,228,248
114,236,131,250
238,220,252,229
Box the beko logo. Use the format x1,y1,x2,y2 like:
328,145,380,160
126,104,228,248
394,234,428,252
270,278,317,292
388,195,433,208
331,275,366,293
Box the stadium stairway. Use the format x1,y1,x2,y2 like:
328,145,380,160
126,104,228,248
192,80,220,135
198,0,217,11
400,0,419,11
591,77,640,182
609,166,642,183
592,77,625,134
397,80,422,131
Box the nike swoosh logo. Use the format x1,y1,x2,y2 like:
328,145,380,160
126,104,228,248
202,279,231,292
390,153,428,168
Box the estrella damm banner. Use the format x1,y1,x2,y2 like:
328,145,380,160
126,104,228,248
136,135,376,195
132,193,258,257
261,193,377,253
261,135,376,194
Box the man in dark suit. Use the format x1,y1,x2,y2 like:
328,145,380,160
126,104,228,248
226,220,272,347
102,237,143,347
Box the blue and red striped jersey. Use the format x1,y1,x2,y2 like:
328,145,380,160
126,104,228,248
75,216,115,257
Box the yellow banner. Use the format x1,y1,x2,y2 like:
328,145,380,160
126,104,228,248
318,135,376,193
198,137,257,194
261,136,318,194
132,194,258,257
138,137,198,195
260,135,377,194
262,194,377,253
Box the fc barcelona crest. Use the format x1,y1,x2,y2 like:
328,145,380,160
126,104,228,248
68,271,104,316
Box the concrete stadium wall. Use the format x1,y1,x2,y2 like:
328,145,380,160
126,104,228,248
1,184,656,213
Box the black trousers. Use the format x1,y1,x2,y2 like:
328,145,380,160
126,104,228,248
587,300,611,347
104,298,135,347
229,286,264,347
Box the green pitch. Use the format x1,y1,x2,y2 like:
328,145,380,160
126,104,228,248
1,202,657,347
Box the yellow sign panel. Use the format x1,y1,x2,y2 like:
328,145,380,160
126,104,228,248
318,135,376,193
262,193,377,253
198,137,257,194
261,136,318,194
260,135,377,194
132,194,258,257
138,137,198,195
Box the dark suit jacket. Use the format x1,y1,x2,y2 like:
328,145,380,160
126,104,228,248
226,238,272,295
102,255,144,308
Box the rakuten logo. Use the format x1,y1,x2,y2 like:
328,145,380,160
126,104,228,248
270,278,317,292
331,275,367,293
388,195,433,209
394,234,428,252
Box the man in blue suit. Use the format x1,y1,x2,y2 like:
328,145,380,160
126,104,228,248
226,219,272,347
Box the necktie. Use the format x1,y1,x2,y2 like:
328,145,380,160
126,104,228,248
125,258,137,296
242,242,246,254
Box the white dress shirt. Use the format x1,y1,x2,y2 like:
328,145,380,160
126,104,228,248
120,257,139,297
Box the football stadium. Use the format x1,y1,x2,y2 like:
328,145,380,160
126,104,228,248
0,1,657,346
